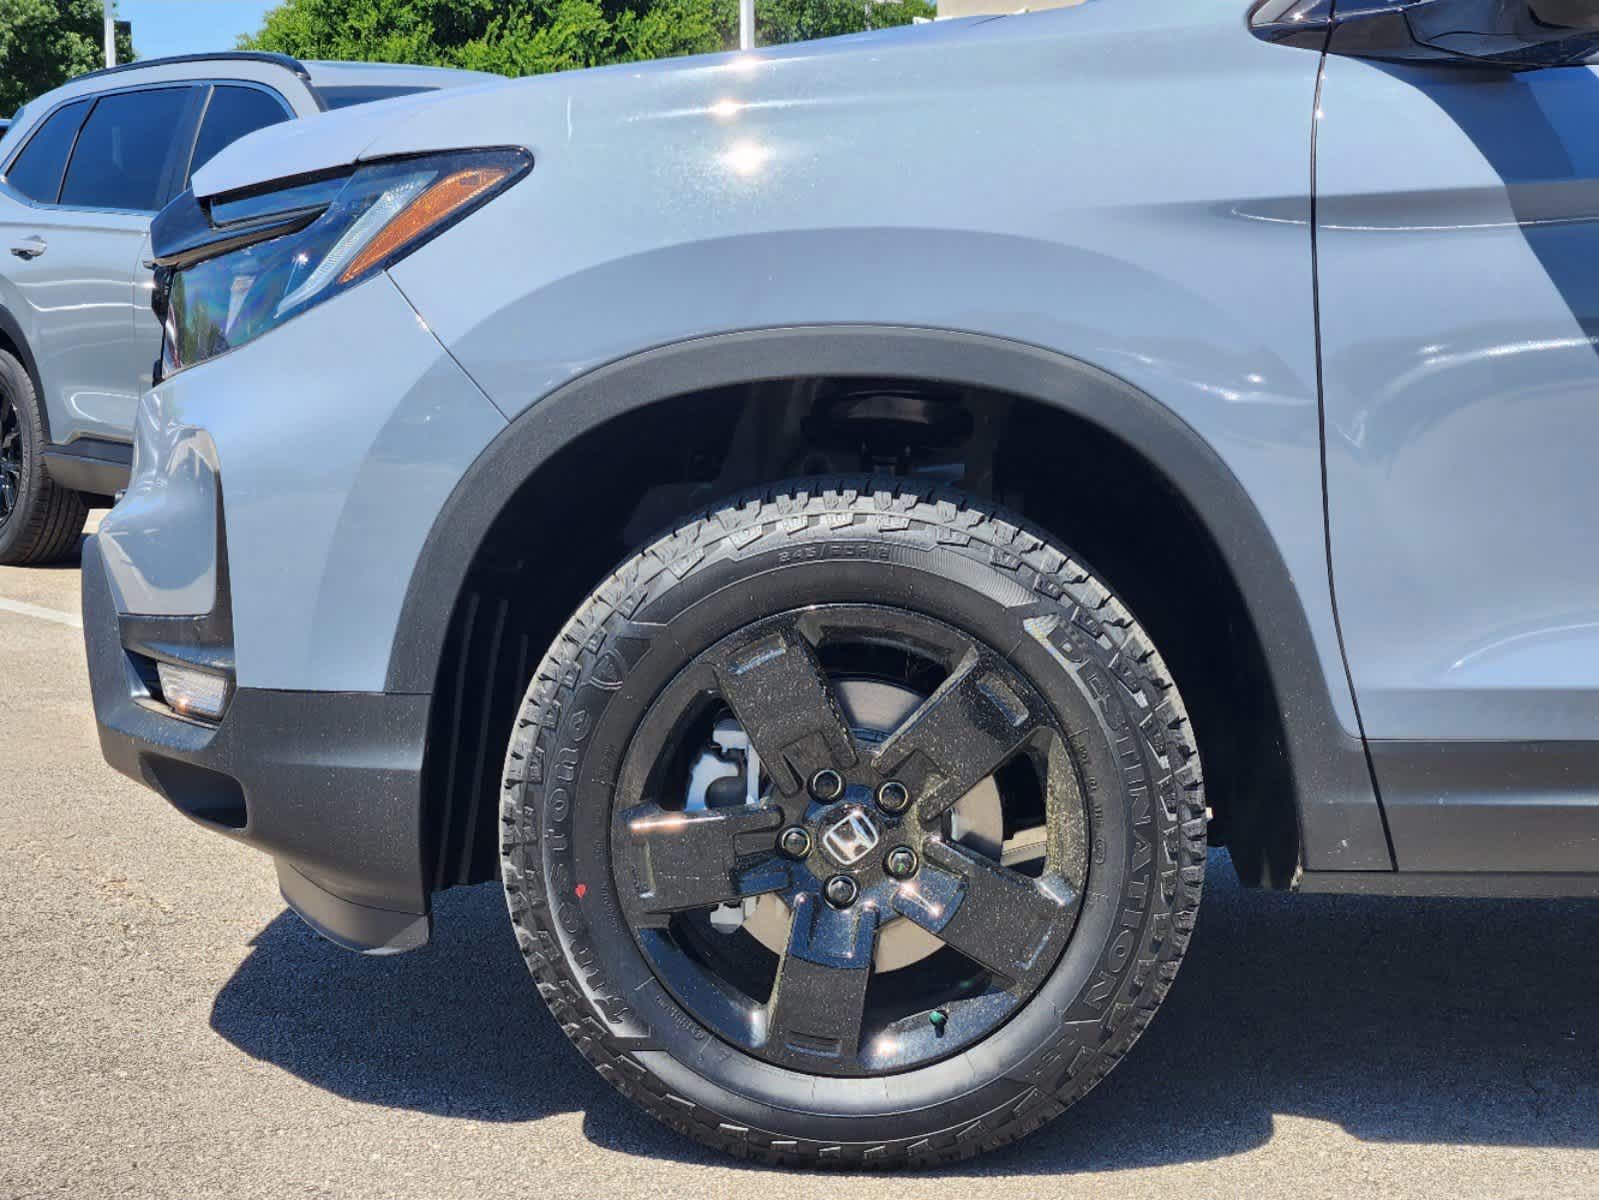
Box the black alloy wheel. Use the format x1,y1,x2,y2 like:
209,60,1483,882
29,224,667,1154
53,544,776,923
0,388,20,531
502,479,1206,1168
612,604,1085,1076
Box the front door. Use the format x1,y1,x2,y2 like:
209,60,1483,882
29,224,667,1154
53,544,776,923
10,204,150,444
1316,53,1599,872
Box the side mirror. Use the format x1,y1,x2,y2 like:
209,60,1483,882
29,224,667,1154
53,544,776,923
1251,0,1599,69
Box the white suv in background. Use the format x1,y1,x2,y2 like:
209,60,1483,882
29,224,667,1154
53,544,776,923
0,52,497,564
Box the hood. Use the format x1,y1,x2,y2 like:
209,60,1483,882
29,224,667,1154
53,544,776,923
190,17,1002,200
191,82,507,198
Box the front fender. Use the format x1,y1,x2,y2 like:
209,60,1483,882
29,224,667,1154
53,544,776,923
378,1,1387,869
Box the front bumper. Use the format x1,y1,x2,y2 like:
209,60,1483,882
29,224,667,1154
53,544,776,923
83,536,433,953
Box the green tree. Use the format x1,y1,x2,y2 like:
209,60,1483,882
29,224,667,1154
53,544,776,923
239,0,930,76
241,0,732,75
0,0,135,114
756,0,932,46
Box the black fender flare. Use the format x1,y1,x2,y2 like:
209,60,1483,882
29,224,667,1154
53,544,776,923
0,303,48,441
386,325,1391,872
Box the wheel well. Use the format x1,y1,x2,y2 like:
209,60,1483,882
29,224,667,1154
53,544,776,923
0,316,47,441
419,377,1302,895
0,327,25,413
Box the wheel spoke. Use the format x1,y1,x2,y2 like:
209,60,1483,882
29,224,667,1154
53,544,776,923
764,895,879,1066
617,801,789,916
890,837,1074,989
870,648,1045,822
0,405,17,525
711,623,857,796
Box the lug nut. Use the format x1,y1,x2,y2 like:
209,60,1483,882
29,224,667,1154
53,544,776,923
876,780,911,814
778,826,812,859
884,846,919,880
810,768,845,802
823,875,859,908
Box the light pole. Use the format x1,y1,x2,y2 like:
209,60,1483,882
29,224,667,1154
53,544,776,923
103,0,115,68
740,0,754,50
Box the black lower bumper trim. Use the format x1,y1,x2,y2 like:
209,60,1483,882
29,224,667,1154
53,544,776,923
1296,869,1599,899
83,534,434,953
277,861,431,954
42,438,132,498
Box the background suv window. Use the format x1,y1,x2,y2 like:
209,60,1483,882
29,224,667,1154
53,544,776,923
60,88,190,212
188,85,290,180
4,98,91,203
320,85,431,109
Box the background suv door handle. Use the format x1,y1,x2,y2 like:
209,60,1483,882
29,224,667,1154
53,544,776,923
9,236,47,260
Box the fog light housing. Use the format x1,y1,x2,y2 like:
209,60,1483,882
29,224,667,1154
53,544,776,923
155,662,233,722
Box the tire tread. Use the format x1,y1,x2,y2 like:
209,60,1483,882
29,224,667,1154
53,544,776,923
501,477,1207,1168
0,351,88,566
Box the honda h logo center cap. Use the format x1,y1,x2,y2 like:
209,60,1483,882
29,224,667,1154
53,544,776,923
820,809,880,868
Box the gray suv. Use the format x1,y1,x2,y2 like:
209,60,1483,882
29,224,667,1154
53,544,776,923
0,52,496,564
81,0,1599,1171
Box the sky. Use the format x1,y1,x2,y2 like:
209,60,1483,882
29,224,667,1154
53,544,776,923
119,1,280,59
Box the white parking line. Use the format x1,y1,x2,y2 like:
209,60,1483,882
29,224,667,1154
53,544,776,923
0,596,82,629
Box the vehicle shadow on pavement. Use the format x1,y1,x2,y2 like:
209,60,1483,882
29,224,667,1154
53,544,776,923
210,850,1599,1173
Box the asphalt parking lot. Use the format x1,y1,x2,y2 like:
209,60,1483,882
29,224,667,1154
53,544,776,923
3,533,1598,1200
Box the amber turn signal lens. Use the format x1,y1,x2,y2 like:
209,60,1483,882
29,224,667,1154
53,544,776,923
337,164,513,284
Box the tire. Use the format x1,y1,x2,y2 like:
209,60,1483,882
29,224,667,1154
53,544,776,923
501,478,1206,1168
0,350,88,566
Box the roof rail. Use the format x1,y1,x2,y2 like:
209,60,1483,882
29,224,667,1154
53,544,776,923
72,51,310,87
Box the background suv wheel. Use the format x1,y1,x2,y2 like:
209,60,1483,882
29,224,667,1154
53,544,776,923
0,350,88,566
501,478,1206,1168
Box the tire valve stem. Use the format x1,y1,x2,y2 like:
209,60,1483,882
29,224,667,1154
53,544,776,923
929,1007,949,1037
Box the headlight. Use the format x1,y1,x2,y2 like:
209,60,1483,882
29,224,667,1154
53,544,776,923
156,148,531,377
